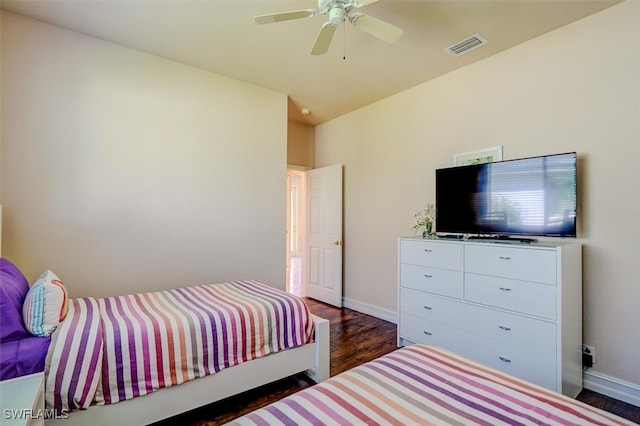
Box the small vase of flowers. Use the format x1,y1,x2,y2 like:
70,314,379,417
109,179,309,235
412,203,436,238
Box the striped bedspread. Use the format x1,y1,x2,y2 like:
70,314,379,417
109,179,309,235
229,344,633,426
45,280,314,412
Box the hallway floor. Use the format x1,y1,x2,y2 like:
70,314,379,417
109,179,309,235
289,256,302,296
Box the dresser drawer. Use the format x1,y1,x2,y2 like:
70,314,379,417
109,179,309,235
399,313,483,358
400,240,462,270
465,244,557,284
465,273,557,319
400,288,467,323
472,342,557,391
400,264,463,298
457,302,556,357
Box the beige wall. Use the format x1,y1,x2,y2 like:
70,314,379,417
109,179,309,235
316,2,639,388
1,12,288,297
287,121,315,168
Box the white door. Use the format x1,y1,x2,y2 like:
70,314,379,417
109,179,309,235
304,164,343,307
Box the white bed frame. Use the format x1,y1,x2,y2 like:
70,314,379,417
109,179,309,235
45,315,330,426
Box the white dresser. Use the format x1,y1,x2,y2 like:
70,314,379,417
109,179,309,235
397,237,583,397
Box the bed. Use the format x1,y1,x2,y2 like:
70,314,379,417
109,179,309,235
0,259,329,426
228,344,634,426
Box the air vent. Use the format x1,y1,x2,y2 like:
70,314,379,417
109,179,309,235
445,34,488,57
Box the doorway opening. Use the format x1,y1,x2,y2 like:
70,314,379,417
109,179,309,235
286,168,307,297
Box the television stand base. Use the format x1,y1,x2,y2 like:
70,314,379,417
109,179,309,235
468,235,538,244
437,234,464,240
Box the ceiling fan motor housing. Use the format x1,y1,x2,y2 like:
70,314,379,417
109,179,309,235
329,6,345,25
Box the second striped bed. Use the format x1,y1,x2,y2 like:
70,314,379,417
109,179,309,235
228,344,633,426
45,280,314,412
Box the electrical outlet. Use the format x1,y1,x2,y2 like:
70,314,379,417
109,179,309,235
583,345,596,364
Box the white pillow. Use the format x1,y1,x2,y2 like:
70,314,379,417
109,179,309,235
22,270,69,337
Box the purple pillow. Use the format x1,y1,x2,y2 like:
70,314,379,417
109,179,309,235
0,258,31,342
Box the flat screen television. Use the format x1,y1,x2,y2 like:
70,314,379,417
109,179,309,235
435,152,577,239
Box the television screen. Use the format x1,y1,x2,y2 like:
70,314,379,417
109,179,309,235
435,152,577,238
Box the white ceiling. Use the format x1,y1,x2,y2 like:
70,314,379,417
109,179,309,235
1,0,620,126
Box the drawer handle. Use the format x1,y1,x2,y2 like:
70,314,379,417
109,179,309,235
499,256,512,260
423,249,433,253
423,305,433,310
499,356,512,363
499,287,512,292
424,274,433,278
423,331,432,336
498,325,512,331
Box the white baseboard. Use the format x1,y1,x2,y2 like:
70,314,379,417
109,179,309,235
583,370,640,408
342,297,397,324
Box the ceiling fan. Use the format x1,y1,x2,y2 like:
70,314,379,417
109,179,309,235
254,0,404,55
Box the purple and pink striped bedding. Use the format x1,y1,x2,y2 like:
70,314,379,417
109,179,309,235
229,344,633,426
45,280,314,412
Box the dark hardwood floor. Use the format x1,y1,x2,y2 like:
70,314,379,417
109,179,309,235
156,298,640,425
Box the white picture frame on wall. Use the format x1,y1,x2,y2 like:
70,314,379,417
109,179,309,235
453,146,503,166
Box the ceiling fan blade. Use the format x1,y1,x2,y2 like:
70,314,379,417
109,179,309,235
311,23,337,56
352,13,403,43
255,9,315,24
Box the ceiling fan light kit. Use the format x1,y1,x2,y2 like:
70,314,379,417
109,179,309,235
255,0,404,56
